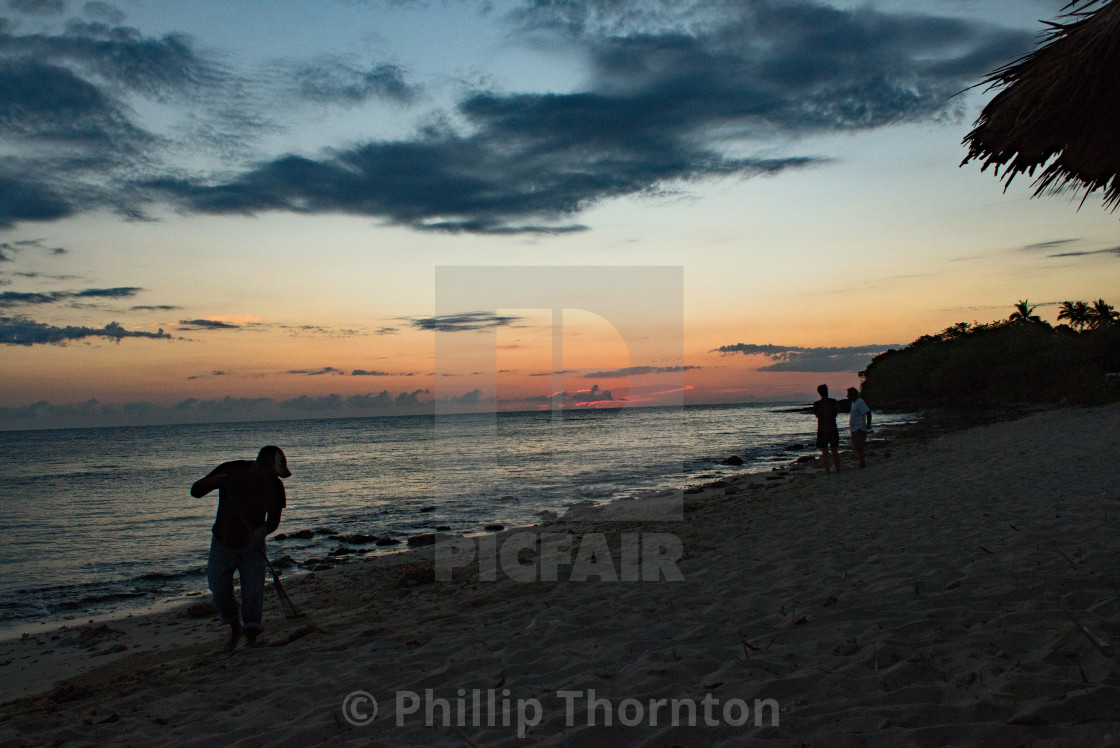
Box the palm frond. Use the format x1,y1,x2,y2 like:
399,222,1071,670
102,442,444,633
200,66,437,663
962,0,1120,210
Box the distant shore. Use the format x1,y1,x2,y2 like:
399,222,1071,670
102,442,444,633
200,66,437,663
2,403,1119,745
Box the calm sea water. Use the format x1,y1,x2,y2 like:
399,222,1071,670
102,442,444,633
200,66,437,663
0,403,912,633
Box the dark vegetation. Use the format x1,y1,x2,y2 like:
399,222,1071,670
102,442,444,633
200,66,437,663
861,299,1120,411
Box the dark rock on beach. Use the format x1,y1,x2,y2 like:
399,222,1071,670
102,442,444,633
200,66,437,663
435,525,451,531
407,533,438,547
289,529,314,540
419,506,435,513
722,456,744,466
375,536,402,546
301,558,339,571
484,524,505,532
338,533,378,545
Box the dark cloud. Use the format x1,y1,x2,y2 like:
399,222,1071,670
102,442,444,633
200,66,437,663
0,172,74,228
14,272,81,280
349,388,428,409
1046,246,1120,259
72,286,139,298
1022,238,1078,251
585,364,698,378
0,291,70,304
409,311,523,332
525,383,619,407
0,314,170,344
0,397,108,422
0,23,221,98
287,57,419,104
347,390,393,409
0,59,148,144
374,326,399,335
178,318,238,330
173,395,270,413
279,394,345,411
130,304,180,311
142,1,1033,234
275,323,365,337
185,369,230,380
1019,238,1120,259
449,388,485,406
285,366,345,376
716,342,900,372
351,369,392,376
146,121,814,234
0,20,237,227
0,0,1037,233
395,388,429,408
0,238,68,256
1,387,444,427
0,285,141,305
529,368,579,376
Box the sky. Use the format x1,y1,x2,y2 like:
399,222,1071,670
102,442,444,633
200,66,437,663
1,0,1118,430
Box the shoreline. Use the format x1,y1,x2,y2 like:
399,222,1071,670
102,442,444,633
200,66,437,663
3,402,1118,744
0,406,918,639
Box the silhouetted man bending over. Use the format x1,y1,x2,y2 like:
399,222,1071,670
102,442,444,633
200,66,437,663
191,445,290,650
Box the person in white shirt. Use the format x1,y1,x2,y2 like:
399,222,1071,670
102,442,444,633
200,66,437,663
846,387,872,469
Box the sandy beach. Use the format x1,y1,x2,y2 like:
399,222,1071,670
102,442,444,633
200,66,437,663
2,403,1120,746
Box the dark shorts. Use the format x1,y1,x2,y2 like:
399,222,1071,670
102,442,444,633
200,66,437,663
816,427,839,450
851,429,867,449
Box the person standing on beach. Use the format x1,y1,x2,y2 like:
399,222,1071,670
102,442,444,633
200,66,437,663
812,384,841,474
191,445,290,650
847,387,872,469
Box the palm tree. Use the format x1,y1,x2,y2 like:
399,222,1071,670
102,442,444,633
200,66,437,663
1057,300,1091,330
1088,298,1119,328
1009,299,1041,323
945,322,972,339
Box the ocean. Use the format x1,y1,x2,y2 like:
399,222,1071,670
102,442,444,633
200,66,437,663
0,403,913,635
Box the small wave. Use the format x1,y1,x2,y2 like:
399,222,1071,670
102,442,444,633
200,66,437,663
53,590,152,611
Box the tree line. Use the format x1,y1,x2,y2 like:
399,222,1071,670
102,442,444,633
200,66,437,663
860,298,1120,410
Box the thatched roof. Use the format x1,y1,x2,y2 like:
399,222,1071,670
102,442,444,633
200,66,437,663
961,1,1120,209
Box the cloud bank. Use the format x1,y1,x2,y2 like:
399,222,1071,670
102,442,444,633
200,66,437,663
716,342,900,372
0,315,170,345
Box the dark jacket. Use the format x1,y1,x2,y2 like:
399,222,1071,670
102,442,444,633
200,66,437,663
191,460,286,548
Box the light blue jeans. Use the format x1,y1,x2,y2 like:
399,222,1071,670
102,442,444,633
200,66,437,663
207,535,266,633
